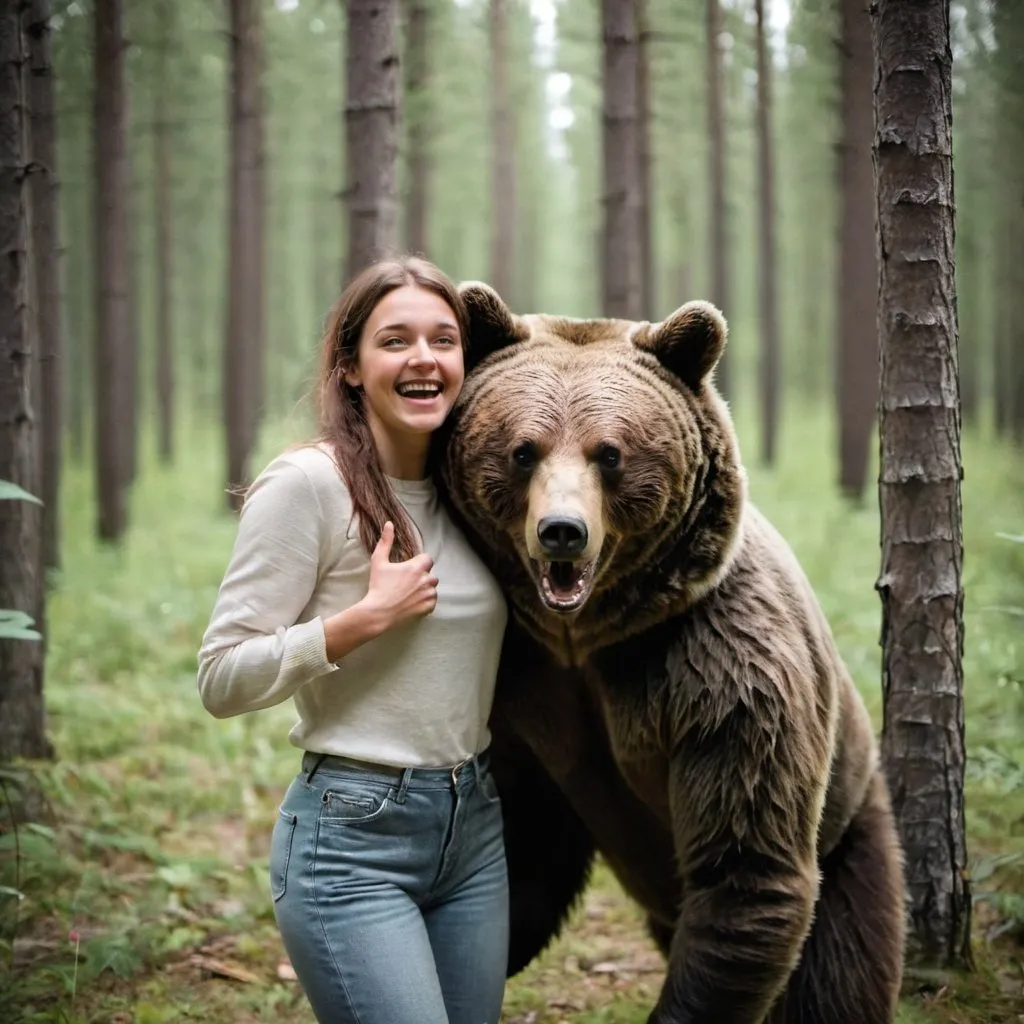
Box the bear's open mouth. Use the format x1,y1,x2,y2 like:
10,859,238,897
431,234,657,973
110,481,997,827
537,560,596,612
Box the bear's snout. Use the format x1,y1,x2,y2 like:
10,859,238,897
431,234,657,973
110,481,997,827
537,515,589,558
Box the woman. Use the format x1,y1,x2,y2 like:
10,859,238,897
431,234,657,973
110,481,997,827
197,256,509,1024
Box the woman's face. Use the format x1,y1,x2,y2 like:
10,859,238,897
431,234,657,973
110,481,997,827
345,285,465,462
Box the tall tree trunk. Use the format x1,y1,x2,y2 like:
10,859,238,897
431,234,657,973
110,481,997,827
93,0,129,541
185,192,211,427
68,169,88,463
954,0,993,430
490,0,516,303
837,0,877,498
992,1,1024,441
953,223,979,426
225,0,266,504
154,0,174,464
0,2,49,763
706,0,730,396
873,0,971,969
344,0,399,282
601,0,641,320
636,0,654,318
121,129,139,486
518,190,539,312
314,148,338,315
755,0,779,466
25,0,62,574
405,0,430,258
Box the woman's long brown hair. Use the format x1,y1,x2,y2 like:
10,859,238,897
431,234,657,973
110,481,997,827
316,256,468,562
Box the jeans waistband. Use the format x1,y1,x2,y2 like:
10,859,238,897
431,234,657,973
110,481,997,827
301,750,490,788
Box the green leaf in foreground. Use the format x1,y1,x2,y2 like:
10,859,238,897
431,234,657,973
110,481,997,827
0,480,42,504
0,609,41,641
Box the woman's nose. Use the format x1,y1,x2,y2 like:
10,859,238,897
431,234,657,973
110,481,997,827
408,338,436,365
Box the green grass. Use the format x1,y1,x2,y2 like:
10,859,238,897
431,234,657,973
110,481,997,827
1,404,1022,1023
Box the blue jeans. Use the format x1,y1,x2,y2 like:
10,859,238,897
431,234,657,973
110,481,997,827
270,752,509,1024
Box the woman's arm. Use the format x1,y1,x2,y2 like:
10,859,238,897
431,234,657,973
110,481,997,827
197,457,339,718
197,457,441,719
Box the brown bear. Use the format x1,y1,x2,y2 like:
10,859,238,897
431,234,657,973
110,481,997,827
439,284,907,1024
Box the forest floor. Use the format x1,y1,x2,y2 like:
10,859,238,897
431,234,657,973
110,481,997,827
2,405,1024,1024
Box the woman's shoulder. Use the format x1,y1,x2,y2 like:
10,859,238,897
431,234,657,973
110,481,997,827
274,441,342,478
248,443,352,515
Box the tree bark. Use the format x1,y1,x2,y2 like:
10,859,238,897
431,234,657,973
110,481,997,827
93,0,129,540
755,0,779,466
121,129,139,487
991,0,1024,441
185,190,212,426
344,0,400,282
314,148,338,316
837,0,878,498
0,1,50,762
518,188,539,312
404,0,430,257
154,0,174,464
636,0,654,318
25,0,62,574
873,0,971,970
225,0,266,504
601,0,641,320
67,167,88,463
706,0,730,396
490,0,516,303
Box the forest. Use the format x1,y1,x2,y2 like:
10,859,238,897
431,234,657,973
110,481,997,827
1,0,1023,1021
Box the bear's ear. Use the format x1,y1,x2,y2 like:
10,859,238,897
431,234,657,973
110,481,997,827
458,281,530,371
634,300,728,390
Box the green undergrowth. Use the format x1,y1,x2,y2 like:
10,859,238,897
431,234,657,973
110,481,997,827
1,407,1022,1022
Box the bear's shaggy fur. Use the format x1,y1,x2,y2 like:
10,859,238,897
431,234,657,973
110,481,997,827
440,284,906,1024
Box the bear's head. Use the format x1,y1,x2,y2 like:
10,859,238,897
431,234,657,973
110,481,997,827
440,284,747,658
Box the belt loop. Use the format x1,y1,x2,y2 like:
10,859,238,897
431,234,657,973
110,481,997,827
449,757,467,788
394,767,413,804
305,753,327,783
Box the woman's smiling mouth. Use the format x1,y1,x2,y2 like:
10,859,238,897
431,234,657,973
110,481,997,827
396,380,444,401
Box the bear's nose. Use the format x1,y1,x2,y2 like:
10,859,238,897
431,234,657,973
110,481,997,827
537,515,589,558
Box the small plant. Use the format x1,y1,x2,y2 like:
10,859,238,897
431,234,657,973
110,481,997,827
0,479,42,640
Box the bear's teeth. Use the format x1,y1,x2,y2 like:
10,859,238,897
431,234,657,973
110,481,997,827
542,561,593,604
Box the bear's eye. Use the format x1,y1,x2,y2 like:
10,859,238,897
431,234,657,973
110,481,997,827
512,442,538,470
596,444,622,471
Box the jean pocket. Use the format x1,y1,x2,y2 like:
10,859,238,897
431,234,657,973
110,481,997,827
320,785,393,826
270,808,298,902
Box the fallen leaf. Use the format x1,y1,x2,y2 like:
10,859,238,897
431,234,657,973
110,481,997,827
189,954,263,985
547,997,584,1011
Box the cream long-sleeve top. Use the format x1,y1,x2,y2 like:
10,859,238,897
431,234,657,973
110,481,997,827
197,443,508,767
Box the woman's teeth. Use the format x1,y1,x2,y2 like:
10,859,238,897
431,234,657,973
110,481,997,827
397,383,442,398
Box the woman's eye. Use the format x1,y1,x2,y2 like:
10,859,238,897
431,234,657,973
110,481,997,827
434,336,457,347
383,337,406,348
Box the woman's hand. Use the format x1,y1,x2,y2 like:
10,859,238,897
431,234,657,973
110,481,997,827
322,522,438,663
364,521,439,628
